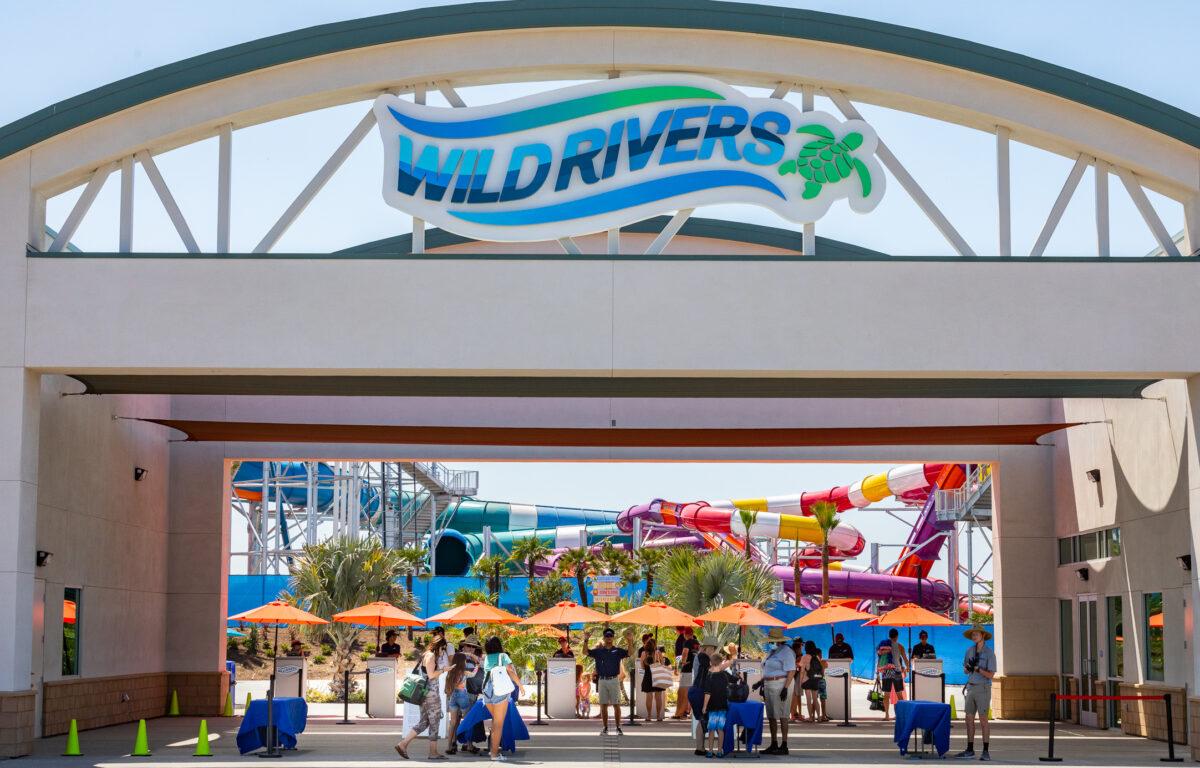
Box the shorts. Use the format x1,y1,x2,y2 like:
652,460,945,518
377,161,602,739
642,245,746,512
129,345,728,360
482,689,511,705
597,677,622,706
679,672,693,688
448,689,475,712
705,709,728,732
881,671,904,693
818,678,827,701
964,683,992,717
763,680,790,718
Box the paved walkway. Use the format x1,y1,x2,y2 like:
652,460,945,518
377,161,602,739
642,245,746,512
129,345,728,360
23,707,1180,766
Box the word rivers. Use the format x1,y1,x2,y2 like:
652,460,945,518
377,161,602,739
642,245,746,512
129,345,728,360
395,105,793,203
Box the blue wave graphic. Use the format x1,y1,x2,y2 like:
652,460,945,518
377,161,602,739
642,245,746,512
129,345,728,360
448,170,784,227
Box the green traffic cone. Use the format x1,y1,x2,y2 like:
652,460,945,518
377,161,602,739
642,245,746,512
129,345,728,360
62,719,82,756
168,689,180,716
949,695,957,719
193,720,213,757
131,719,151,757
223,690,234,717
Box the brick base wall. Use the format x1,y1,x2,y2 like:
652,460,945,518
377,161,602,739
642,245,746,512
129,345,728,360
0,690,35,758
1119,683,1185,744
42,671,229,737
993,675,1057,720
1189,697,1200,761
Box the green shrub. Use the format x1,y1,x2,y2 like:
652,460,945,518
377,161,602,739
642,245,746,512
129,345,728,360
263,646,275,658
366,643,377,654
312,654,328,665
321,643,334,656
360,651,371,661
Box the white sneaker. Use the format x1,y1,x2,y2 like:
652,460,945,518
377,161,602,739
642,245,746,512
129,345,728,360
490,755,507,762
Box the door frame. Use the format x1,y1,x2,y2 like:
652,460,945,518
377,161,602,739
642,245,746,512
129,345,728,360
1077,594,1104,728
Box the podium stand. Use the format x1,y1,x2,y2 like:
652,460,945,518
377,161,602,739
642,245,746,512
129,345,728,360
911,659,944,702
272,656,307,698
546,657,577,718
366,657,398,718
737,660,764,702
825,664,852,721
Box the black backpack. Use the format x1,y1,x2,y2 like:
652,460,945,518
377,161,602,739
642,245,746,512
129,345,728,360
465,663,485,695
728,672,750,703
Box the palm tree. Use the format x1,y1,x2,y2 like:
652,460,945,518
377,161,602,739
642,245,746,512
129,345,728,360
633,547,669,598
287,537,414,694
810,500,840,604
596,541,637,585
736,506,761,560
508,535,554,577
394,546,428,639
792,548,805,607
663,547,775,648
446,586,494,608
556,546,593,607
470,554,510,603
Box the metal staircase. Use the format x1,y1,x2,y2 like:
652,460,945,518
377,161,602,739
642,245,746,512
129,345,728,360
395,462,478,542
934,464,992,525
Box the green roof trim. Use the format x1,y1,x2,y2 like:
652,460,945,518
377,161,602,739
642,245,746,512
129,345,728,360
2,0,1199,163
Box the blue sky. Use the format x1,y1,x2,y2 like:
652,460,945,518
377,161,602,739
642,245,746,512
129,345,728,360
12,1,1186,583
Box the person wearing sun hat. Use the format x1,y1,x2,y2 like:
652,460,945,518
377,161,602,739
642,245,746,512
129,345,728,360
760,627,796,755
955,625,996,762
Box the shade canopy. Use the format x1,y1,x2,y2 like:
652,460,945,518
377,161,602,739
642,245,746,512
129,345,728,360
425,601,522,625
332,601,424,628
787,602,876,629
872,602,958,627
63,599,77,625
1149,612,1164,628
520,601,610,626
696,602,785,628
229,600,328,626
609,601,702,628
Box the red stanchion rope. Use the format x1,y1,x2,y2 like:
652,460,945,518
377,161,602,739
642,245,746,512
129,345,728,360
1054,694,1165,701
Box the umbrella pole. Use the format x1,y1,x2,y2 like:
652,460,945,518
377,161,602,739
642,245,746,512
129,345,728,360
261,623,280,759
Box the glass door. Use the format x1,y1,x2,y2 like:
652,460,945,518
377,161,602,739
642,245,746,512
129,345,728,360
1078,595,1100,727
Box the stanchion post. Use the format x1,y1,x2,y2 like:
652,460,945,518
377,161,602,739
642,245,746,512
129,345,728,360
626,661,640,726
532,669,546,726
836,671,856,728
258,675,281,759
336,669,354,725
939,673,946,704
1161,693,1182,762
1039,692,1062,762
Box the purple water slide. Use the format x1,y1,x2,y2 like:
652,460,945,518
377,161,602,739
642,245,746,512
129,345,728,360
773,565,953,611
531,530,706,576
903,489,953,562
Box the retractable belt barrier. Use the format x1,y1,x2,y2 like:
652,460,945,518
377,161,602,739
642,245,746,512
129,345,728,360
1039,692,1182,763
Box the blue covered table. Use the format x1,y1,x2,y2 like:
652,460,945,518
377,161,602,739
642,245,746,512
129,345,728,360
237,697,307,754
721,700,764,756
893,700,951,757
456,697,529,754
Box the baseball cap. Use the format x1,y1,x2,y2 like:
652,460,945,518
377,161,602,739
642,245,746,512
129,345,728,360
602,628,616,638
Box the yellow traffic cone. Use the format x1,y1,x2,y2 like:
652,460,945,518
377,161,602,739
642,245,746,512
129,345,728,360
131,719,151,757
62,718,82,756
223,691,234,717
168,689,180,716
193,720,213,757
949,695,957,719
244,691,252,711
987,706,993,720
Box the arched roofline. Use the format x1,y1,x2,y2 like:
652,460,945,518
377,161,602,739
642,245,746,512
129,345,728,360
2,0,1199,164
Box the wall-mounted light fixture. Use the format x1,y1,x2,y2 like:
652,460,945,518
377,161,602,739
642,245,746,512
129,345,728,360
35,550,52,567
1075,567,1089,582
133,467,148,481
1085,469,1101,483
1178,555,1192,572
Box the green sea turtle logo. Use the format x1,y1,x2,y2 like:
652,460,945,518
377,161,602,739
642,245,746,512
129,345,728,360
777,124,872,201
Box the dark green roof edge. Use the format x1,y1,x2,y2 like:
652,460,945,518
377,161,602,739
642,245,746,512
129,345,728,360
337,215,889,258
2,0,1199,162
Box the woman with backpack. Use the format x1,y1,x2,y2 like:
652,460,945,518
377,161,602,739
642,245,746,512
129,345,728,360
482,636,525,762
797,641,827,723
395,637,449,760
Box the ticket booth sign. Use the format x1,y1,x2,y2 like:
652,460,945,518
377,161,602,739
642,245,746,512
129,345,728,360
591,575,621,605
366,658,399,718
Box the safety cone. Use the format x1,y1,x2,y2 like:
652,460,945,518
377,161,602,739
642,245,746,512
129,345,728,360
62,718,82,756
222,691,234,717
244,691,253,711
949,695,957,719
168,689,180,716
131,718,151,757
193,720,213,757
987,706,993,720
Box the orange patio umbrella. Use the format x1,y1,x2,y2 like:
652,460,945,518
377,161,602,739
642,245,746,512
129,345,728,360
697,602,785,654
787,602,875,629
527,625,568,639
521,600,610,641
425,601,522,632
229,600,328,658
63,599,77,625
1149,613,1163,628
871,603,958,683
609,601,702,643
333,601,424,648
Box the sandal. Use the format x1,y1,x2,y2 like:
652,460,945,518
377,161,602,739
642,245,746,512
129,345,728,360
395,744,409,760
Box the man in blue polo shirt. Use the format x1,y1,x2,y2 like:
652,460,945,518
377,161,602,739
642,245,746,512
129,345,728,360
584,627,635,736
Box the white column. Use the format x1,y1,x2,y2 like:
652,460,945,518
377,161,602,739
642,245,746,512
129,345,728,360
1183,193,1200,258
1185,376,1200,693
996,126,1011,256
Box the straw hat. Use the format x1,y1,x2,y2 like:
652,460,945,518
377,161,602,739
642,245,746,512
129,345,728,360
766,627,788,643
962,624,992,641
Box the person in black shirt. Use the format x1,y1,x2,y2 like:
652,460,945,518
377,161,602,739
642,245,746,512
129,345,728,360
379,630,402,657
552,635,575,658
584,627,634,736
828,633,853,661
702,651,732,758
672,626,700,718
911,630,936,660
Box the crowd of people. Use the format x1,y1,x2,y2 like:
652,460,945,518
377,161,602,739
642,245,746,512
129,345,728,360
370,622,996,762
